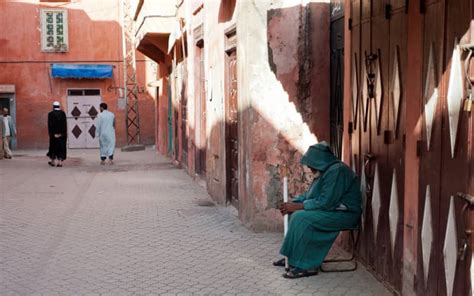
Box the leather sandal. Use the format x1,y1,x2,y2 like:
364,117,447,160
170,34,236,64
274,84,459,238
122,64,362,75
273,258,285,267
282,267,318,279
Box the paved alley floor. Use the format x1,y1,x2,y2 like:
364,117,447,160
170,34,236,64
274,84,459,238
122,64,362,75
0,148,392,295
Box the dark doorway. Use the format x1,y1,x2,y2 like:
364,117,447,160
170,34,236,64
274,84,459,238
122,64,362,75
329,0,344,159
195,43,207,175
0,94,16,148
0,97,11,111
225,48,238,207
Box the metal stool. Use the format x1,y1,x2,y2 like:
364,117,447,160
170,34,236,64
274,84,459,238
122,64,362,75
320,226,360,272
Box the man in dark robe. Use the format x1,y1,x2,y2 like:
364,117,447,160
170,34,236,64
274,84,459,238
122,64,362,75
47,101,67,167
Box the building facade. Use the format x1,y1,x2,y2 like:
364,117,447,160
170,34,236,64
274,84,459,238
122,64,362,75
134,0,331,229
134,0,473,295
0,0,471,295
0,0,156,149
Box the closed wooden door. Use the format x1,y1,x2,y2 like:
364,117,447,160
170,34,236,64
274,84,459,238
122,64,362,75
167,81,173,155
225,49,238,206
199,49,207,174
195,45,207,175
350,0,406,292
418,0,473,295
180,63,188,166
330,1,344,159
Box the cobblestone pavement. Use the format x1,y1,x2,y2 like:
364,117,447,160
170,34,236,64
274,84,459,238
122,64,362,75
0,149,392,295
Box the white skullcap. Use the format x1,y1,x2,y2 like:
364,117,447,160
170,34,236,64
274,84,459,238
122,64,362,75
53,101,60,107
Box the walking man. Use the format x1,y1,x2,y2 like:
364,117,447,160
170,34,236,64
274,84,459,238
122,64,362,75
47,101,67,167
97,103,115,165
3,107,16,159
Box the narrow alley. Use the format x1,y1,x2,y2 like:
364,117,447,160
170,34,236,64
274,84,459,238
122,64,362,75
1,0,473,295
0,149,390,295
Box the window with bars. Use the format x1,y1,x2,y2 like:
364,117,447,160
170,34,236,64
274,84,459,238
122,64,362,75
40,9,68,52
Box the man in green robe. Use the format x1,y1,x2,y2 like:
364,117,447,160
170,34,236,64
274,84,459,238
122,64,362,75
275,142,362,279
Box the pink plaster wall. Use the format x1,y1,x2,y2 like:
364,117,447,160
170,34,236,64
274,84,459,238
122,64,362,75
202,0,228,204
155,60,171,156
245,3,330,231
134,1,330,231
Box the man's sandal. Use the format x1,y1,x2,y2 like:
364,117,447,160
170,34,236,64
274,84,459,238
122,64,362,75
273,258,295,269
272,258,286,267
282,267,318,279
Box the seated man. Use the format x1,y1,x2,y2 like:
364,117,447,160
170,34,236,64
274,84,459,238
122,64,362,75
275,142,362,279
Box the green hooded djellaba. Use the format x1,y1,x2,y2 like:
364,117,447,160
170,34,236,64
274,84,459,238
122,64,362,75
280,143,362,270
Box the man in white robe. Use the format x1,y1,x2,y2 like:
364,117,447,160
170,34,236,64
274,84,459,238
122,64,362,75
97,103,116,165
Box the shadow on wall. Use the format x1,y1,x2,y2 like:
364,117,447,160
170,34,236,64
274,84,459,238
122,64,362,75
201,106,317,231
240,2,330,231
0,1,156,148
136,51,159,147
267,3,330,141
159,1,334,231
176,2,332,232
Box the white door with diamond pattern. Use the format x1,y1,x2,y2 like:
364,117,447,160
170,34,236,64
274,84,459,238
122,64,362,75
67,95,100,148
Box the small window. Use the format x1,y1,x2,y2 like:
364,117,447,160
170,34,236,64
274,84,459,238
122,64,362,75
68,90,83,96
68,89,101,96
41,9,68,52
84,89,100,96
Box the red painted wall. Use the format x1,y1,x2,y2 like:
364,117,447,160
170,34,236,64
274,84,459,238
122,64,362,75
0,0,155,149
152,55,172,156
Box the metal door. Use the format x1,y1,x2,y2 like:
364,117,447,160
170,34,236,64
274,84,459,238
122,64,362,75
350,0,406,292
67,94,100,148
225,50,238,206
418,0,473,295
330,1,344,159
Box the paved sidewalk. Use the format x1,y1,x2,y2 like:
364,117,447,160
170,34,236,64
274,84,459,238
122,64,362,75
0,149,392,295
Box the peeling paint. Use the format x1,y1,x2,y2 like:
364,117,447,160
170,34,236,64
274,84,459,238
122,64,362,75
267,43,278,75
297,6,313,124
265,164,282,209
147,1,329,231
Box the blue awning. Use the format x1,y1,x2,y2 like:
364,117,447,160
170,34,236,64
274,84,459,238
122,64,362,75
51,64,113,79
